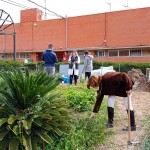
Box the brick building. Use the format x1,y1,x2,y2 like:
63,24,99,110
0,7,150,63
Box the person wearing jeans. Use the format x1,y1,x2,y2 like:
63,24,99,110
42,44,58,76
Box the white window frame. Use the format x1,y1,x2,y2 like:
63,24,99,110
94,50,105,57
108,50,119,57
130,49,142,57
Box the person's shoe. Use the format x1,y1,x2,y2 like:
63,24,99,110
106,122,113,128
122,125,136,131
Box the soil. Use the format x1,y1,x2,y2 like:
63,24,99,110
97,88,150,150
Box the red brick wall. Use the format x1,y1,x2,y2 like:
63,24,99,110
15,22,33,51
106,8,150,47
0,7,150,63
67,13,106,48
21,8,42,23
33,19,66,50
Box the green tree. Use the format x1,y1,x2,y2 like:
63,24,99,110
0,68,72,150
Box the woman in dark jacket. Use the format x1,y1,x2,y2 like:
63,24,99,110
87,72,136,131
68,50,80,85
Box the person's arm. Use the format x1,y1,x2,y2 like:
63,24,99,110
68,57,71,63
82,58,87,73
93,93,104,113
77,56,80,64
90,92,104,118
41,53,44,61
53,53,58,63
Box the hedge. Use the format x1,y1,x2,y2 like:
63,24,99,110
0,60,149,74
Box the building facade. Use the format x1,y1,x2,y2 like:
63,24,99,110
0,7,150,63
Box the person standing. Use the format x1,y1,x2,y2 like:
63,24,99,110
42,44,58,76
87,72,136,131
68,50,80,85
82,51,93,80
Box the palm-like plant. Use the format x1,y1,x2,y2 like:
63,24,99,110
0,68,72,150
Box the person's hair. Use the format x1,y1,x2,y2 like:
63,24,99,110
70,50,78,57
48,44,53,49
87,75,102,89
84,51,89,55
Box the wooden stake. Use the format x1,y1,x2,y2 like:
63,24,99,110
127,95,131,144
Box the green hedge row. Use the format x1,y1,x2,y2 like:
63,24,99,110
93,61,150,74
0,60,149,74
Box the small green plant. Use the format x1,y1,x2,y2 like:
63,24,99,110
141,132,150,150
59,84,96,112
45,106,113,150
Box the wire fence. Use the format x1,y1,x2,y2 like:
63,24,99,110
129,120,150,150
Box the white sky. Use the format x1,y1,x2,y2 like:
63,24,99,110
0,0,150,23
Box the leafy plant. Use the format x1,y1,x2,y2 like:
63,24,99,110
0,68,72,150
140,130,150,150
45,106,113,150
59,84,96,112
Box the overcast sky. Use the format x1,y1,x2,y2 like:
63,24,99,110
0,0,150,23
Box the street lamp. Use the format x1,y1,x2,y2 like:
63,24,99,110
106,2,111,12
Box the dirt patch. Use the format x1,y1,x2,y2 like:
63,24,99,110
97,88,150,150
127,69,150,91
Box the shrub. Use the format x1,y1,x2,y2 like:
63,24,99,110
24,62,37,71
0,60,22,70
0,68,72,149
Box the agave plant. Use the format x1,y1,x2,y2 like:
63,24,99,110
0,68,72,150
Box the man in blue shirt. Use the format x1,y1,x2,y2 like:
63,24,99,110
42,44,58,76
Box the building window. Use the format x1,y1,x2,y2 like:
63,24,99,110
94,50,104,57
130,49,141,56
109,50,118,57
20,53,26,58
119,50,129,56
94,51,98,57
5,54,13,59
99,50,104,57
16,53,31,59
142,49,150,56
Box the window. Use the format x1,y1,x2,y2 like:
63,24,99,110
20,53,26,58
109,50,118,57
130,50,141,56
99,51,104,57
16,53,31,59
94,51,98,57
119,50,129,56
5,54,13,59
94,50,104,57
142,49,150,56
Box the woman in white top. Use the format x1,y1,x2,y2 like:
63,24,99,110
68,50,80,85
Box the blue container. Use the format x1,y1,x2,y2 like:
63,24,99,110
63,75,70,84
